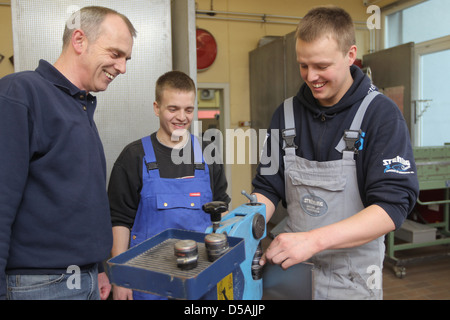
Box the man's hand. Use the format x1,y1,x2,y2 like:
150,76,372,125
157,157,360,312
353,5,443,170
98,272,112,300
113,285,134,300
260,205,396,270
259,232,318,270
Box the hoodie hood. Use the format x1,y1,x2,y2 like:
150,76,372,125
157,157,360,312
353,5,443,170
297,65,376,120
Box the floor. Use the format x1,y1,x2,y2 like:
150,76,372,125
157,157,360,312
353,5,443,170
382,245,450,300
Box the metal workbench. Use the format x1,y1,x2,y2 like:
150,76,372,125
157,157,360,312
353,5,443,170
385,146,450,278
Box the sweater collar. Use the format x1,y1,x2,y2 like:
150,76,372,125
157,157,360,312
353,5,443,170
35,59,96,102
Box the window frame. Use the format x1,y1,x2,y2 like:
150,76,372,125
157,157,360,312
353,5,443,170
413,35,450,146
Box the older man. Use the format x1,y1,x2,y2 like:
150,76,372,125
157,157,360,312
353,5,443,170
0,6,136,300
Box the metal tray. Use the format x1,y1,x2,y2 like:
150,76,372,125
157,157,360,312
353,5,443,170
107,229,245,300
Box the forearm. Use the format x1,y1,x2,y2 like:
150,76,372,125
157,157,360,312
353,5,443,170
253,192,276,221
261,204,396,269
310,204,395,253
110,226,134,299
111,226,131,257
0,98,30,299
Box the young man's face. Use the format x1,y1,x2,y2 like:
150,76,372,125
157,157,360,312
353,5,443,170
296,35,356,107
79,14,134,93
154,88,196,147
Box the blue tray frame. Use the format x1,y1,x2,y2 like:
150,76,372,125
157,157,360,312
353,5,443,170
107,229,245,300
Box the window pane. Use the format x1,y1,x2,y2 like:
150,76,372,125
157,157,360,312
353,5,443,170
386,0,450,47
419,49,450,146
386,11,402,48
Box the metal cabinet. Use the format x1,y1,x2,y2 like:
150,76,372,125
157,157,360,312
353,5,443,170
249,31,303,226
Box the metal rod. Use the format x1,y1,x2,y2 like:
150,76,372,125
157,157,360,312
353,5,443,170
392,237,450,251
197,9,302,20
196,9,368,26
197,14,370,30
197,14,298,25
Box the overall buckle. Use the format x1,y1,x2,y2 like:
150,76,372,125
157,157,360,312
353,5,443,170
282,128,298,149
343,129,362,154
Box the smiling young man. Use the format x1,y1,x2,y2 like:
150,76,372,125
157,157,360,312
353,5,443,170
108,71,230,300
297,34,356,107
0,6,136,300
252,6,419,299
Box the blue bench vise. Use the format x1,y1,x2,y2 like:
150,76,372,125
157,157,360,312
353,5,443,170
107,191,266,300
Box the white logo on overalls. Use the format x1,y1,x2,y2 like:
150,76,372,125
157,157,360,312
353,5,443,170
301,194,328,217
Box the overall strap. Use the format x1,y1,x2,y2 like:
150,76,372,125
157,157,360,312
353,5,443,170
282,96,297,157
335,91,380,154
141,135,158,171
192,134,207,171
142,134,207,173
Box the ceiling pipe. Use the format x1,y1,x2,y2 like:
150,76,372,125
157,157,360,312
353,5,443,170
196,9,368,27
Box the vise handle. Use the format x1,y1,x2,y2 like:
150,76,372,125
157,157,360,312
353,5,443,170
202,201,228,232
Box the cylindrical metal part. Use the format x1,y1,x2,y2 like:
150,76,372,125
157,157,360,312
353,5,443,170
251,242,263,280
204,233,229,262
174,239,198,270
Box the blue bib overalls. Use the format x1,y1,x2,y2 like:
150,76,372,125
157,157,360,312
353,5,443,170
130,135,213,300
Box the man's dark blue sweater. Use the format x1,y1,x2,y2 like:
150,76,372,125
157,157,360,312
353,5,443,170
0,60,113,299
